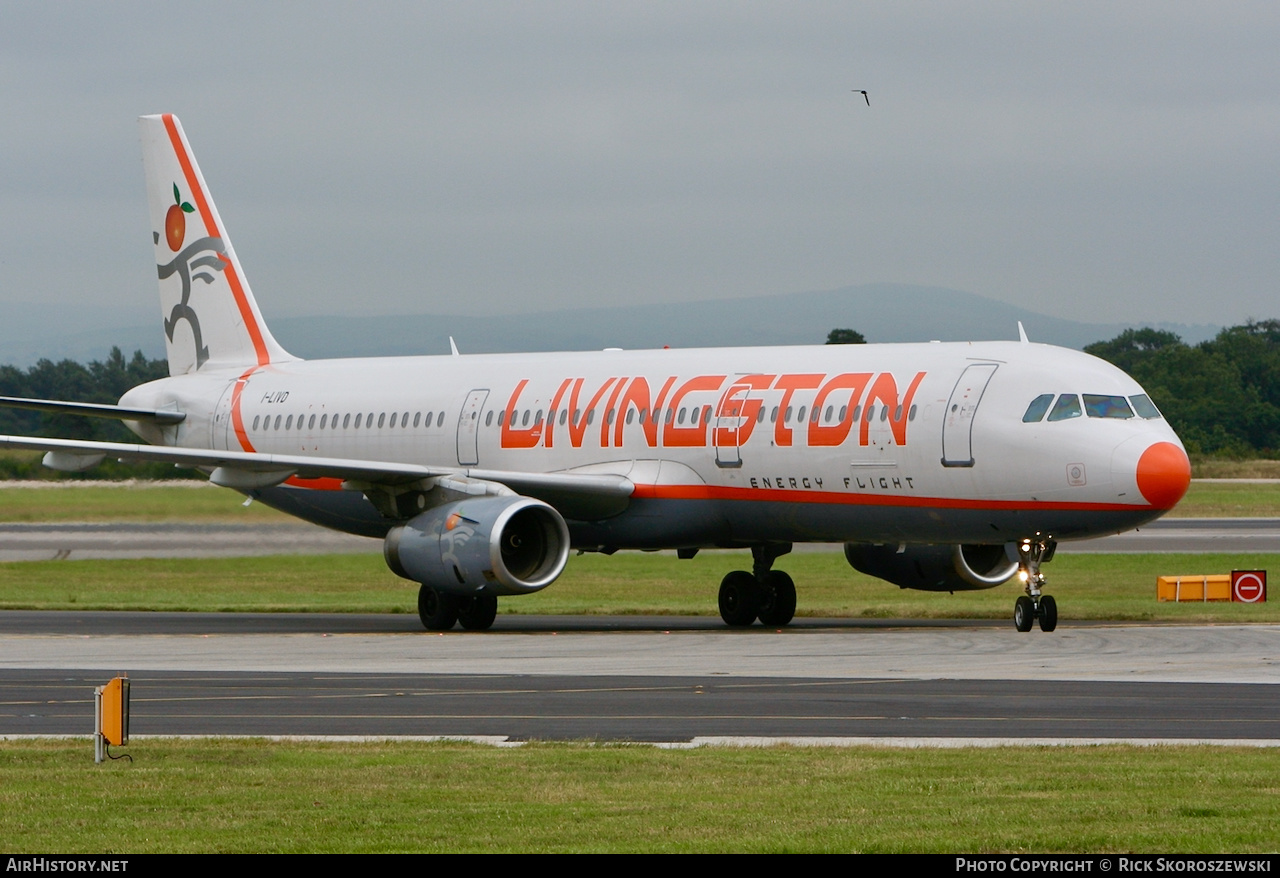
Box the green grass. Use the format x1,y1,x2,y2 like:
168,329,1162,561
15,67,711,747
1192,459,1280,479
2,551,1278,623
1170,481,1280,518
2,740,1277,852
0,482,289,522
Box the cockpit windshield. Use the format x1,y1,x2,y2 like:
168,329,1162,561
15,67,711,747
1022,394,1054,423
1024,392,1164,423
1129,394,1162,419
1047,394,1082,421
1083,394,1134,419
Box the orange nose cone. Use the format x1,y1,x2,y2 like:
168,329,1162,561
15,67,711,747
1136,441,1191,508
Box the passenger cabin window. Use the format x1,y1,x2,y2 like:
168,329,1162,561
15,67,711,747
1083,394,1134,419
1022,394,1055,423
1129,394,1163,419
437,412,445,427
1047,394,1082,421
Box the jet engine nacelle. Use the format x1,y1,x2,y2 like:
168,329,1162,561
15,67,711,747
383,496,570,597
843,542,1020,592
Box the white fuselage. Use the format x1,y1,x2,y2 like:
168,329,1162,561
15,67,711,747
121,338,1186,548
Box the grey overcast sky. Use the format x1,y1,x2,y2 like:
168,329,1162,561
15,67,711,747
1,2,1276,328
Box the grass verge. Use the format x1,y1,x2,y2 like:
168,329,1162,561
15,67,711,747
2,739,1277,853
1,551,1278,622
0,482,289,523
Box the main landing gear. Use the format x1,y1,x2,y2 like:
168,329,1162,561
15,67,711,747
718,544,797,627
417,584,499,631
1013,537,1058,633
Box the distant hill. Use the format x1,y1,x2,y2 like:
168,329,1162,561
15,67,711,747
0,283,1218,364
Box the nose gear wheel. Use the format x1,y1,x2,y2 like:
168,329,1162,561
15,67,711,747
1013,536,1058,633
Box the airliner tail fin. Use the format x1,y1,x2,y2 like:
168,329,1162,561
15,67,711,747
139,114,294,376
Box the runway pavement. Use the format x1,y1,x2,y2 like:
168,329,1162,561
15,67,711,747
1,612,1276,743
0,517,1278,560
2,516,1277,744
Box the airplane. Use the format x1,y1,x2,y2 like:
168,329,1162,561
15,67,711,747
0,114,1192,633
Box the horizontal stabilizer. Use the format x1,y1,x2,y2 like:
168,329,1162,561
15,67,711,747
0,396,185,425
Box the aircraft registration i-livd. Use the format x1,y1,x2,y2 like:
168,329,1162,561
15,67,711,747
0,115,1192,632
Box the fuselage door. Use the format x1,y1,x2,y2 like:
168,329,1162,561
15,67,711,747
941,363,998,467
456,389,488,466
714,382,752,468
211,380,235,451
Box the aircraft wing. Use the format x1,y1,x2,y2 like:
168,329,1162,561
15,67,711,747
0,396,186,424
0,434,634,519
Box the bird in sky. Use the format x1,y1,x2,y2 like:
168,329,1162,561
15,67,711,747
853,89,869,106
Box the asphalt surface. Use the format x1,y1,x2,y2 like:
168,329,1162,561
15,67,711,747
2,612,1276,743
4,668,1276,742
2,517,1277,744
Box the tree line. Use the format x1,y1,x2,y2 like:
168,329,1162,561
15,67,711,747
1083,321,1280,457
0,347,179,479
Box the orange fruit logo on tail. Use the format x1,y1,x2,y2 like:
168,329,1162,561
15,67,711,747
165,183,195,251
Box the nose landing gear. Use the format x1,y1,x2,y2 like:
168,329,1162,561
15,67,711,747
1013,536,1058,632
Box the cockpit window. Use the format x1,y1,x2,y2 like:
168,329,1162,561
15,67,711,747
1046,394,1082,421
1022,394,1055,423
1083,394,1134,419
1129,394,1163,419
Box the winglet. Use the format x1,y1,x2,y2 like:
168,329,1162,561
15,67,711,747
1017,321,1030,344
449,337,460,357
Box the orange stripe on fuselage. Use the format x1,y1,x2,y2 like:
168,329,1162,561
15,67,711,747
161,114,271,367
269,477,1157,512
630,483,1152,512
229,367,257,452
